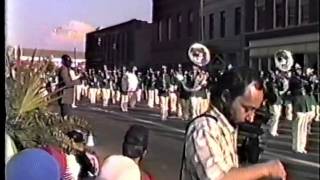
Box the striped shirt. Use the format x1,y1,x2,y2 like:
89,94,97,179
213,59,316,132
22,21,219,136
181,107,239,180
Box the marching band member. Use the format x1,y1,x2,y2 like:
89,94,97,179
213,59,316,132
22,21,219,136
199,70,209,114
158,66,171,121
120,68,129,112
290,64,309,154
267,72,283,137
169,69,178,115
100,68,111,107
154,70,161,106
136,72,143,102
128,66,138,108
147,70,156,108
69,65,81,108
190,66,202,118
88,72,99,104
177,71,192,121
110,69,118,104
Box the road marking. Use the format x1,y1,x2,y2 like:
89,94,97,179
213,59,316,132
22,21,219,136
88,106,185,134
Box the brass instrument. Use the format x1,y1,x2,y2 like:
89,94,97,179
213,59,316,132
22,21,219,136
176,43,212,92
274,49,294,72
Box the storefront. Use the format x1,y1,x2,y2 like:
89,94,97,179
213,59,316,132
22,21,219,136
246,33,319,73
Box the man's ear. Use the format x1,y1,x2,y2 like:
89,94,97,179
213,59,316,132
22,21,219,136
221,89,231,104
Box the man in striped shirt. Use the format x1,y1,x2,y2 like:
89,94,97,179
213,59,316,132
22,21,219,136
180,67,287,180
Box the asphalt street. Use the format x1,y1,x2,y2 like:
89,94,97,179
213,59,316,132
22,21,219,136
50,100,320,180
71,102,186,180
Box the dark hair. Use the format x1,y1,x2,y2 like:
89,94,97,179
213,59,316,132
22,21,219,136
122,125,149,159
209,67,266,112
61,54,72,68
66,130,84,143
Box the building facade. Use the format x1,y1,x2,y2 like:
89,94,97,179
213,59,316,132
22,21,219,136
85,19,152,69
244,0,319,72
150,0,201,68
202,0,246,67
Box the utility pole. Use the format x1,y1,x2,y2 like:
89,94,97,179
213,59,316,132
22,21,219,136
200,0,204,42
74,47,77,66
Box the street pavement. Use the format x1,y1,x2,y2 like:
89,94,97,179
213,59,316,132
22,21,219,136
259,120,320,180
70,101,187,180
51,100,320,180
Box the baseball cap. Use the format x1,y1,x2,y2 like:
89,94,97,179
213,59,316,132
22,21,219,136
6,148,61,180
122,125,149,158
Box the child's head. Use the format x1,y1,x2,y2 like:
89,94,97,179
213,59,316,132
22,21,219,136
122,125,149,160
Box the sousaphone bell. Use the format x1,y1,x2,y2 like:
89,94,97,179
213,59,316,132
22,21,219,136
176,42,213,91
274,49,294,72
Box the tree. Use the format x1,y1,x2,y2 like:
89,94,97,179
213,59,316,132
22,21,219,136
5,48,93,154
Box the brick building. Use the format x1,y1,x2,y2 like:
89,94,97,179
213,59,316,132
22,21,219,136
150,0,201,68
85,19,152,69
244,0,319,72
202,0,246,67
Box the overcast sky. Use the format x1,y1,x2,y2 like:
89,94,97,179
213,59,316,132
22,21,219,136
6,0,153,51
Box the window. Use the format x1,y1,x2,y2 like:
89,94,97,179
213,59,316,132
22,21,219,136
220,11,226,38
300,0,310,24
274,0,285,28
288,0,299,26
188,11,194,37
168,17,172,40
255,0,265,31
97,37,102,47
158,20,162,42
235,7,242,35
176,14,182,39
209,13,214,39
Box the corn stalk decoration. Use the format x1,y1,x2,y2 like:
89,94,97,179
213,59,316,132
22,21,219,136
5,47,92,153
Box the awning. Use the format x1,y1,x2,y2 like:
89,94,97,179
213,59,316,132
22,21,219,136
247,33,319,57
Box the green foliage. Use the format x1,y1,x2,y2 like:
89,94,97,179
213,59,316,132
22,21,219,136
5,48,92,153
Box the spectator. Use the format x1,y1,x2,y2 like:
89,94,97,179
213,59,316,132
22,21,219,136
123,125,155,180
180,67,287,180
97,155,141,180
6,148,61,180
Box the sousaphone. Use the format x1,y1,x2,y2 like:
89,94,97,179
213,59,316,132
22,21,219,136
274,49,294,72
176,42,215,92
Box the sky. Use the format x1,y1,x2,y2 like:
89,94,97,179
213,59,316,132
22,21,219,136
5,0,153,52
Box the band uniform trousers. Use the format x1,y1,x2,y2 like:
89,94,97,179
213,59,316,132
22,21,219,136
292,95,309,153
169,85,177,113
81,84,89,98
178,98,191,121
160,95,169,120
121,92,129,112
110,89,116,104
89,88,98,104
154,89,160,105
316,105,320,121
148,90,155,108
102,88,111,107
292,112,308,152
116,90,121,102
136,89,142,102
190,96,201,119
269,104,282,136
128,91,137,108
76,84,83,101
